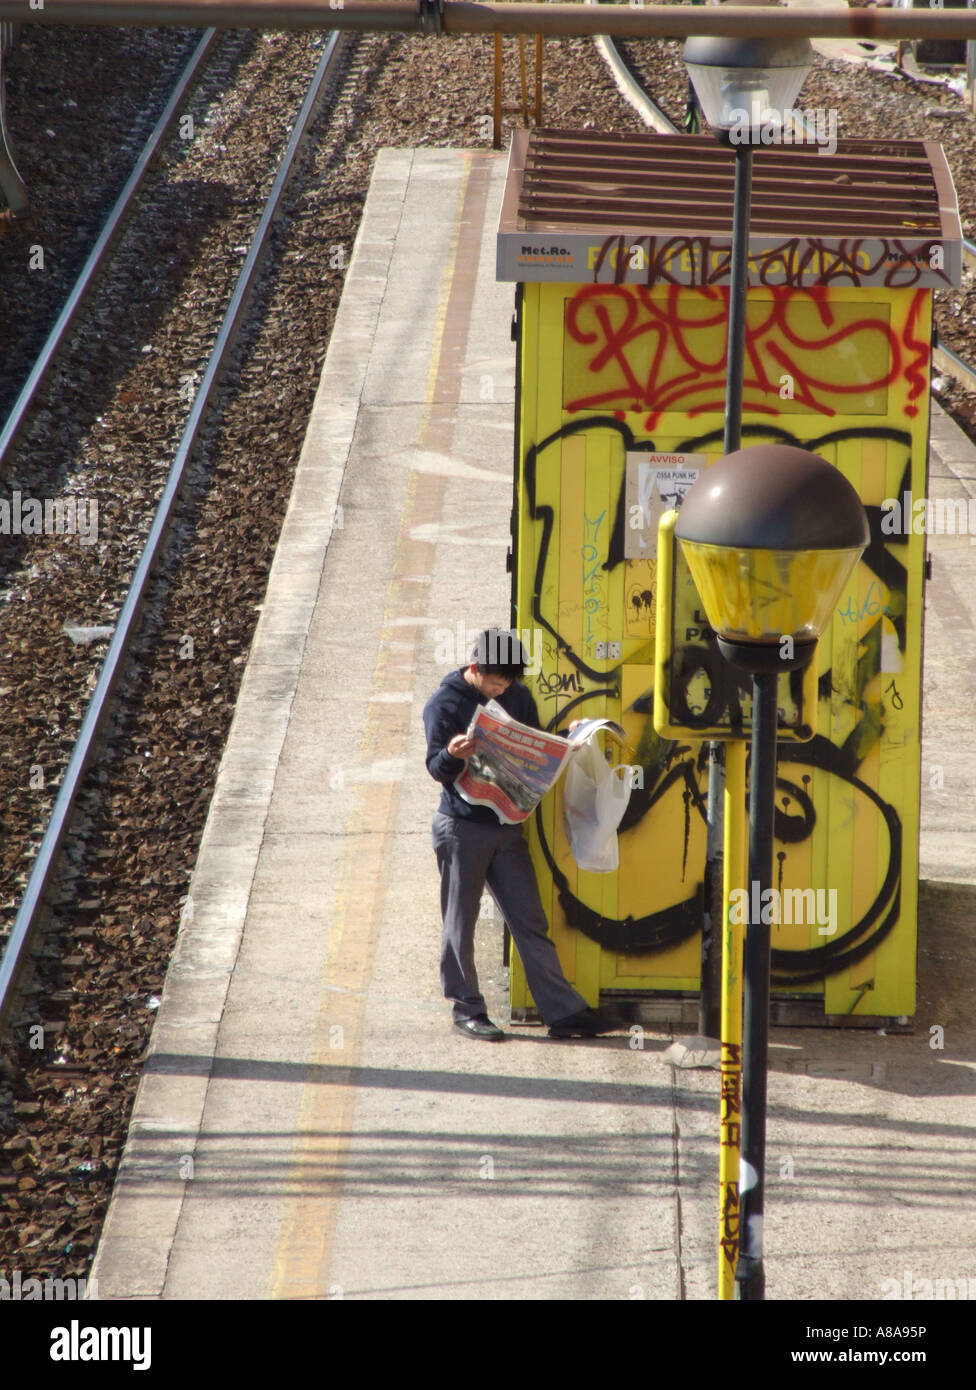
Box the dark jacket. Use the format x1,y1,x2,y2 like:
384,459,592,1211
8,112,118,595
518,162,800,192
423,669,542,822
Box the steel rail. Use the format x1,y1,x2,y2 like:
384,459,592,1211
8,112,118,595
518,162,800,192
586,0,679,136
0,30,347,1029
934,339,976,393
6,2,976,41
0,19,28,215
0,28,220,472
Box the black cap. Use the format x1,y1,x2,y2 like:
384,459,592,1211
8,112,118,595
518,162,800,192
470,628,528,676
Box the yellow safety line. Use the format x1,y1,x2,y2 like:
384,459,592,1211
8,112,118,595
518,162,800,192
268,155,475,1299
423,165,471,418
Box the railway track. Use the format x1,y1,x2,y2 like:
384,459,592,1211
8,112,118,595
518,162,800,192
0,23,367,1278
0,20,646,1287
2,11,976,1288
586,0,679,133
0,28,351,1030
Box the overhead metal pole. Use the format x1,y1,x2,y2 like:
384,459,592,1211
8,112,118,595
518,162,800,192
6,1,976,39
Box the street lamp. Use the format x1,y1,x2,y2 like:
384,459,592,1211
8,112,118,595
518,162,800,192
681,32,813,457
676,444,869,1301
675,32,811,1056
674,30,814,1069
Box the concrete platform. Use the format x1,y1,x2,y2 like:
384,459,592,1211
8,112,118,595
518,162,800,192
89,147,976,1305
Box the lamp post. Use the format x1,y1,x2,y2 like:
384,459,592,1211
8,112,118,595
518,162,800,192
675,445,869,1300
682,31,813,457
674,34,812,1060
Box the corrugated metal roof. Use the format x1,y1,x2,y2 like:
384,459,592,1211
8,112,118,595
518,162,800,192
497,128,962,288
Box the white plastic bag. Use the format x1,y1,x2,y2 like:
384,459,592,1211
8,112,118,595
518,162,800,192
561,738,634,873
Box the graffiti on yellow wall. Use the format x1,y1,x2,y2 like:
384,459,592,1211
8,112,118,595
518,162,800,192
562,283,930,429
514,280,928,1013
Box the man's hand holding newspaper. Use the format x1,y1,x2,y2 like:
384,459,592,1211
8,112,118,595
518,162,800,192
454,700,628,827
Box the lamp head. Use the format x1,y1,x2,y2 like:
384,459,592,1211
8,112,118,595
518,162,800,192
674,445,869,650
683,33,813,141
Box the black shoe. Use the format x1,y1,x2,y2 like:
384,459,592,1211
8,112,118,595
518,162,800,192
454,1014,505,1041
547,1007,617,1039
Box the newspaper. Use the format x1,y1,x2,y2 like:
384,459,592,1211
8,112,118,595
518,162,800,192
454,699,627,825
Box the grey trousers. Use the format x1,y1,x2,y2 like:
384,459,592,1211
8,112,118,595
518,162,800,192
431,811,588,1025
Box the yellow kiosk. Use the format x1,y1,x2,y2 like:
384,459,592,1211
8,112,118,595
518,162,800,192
496,128,961,1023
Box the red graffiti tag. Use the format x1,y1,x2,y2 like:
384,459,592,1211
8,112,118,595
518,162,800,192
591,234,950,291
564,284,929,431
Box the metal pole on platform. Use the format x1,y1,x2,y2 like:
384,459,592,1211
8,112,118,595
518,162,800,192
734,664,778,1299
699,136,753,1046
676,449,869,1302
681,27,813,1299
718,741,746,1300
724,142,752,458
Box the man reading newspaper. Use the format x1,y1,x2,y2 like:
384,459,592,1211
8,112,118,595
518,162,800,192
423,628,616,1041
